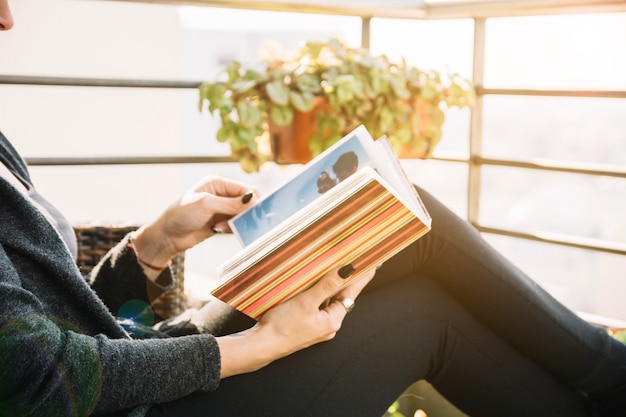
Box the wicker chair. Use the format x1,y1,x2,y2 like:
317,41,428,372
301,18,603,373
73,224,187,320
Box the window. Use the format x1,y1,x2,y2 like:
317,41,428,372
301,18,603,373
2,0,625,319
484,13,626,90
478,13,626,318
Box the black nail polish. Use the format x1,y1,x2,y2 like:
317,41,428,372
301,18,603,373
338,264,355,279
241,190,254,204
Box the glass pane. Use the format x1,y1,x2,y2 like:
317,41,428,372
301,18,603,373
180,8,363,74
370,18,474,155
370,18,474,76
485,13,626,90
479,166,626,246
5,0,361,79
482,95,626,166
0,85,230,157
434,107,471,156
4,0,185,79
484,235,626,321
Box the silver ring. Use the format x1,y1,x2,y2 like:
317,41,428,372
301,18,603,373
337,296,355,313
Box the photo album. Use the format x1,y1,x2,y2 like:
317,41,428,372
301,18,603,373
211,125,432,319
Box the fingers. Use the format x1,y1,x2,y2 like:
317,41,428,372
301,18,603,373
184,177,258,233
335,267,376,300
251,265,376,361
316,266,376,317
194,175,257,199
306,264,376,311
204,190,257,234
204,191,256,217
304,264,356,307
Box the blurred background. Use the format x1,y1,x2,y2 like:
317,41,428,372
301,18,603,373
1,0,625,323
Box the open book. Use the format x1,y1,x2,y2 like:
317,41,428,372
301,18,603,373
211,125,432,320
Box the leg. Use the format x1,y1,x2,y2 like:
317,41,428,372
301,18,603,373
147,277,589,417
373,186,626,413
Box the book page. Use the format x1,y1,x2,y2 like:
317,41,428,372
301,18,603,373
229,126,377,246
229,124,431,246
371,137,432,226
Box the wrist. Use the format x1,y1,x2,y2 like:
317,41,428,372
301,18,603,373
217,325,288,379
129,227,176,278
127,234,171,271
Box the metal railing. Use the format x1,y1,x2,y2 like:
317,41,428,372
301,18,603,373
2,5,626,259
2,71,625,257
466,17,626,257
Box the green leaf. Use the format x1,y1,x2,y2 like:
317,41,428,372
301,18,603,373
394,127,412,144
218,100,234,117
266,80,290,106
303,39,331,60
270,105,294,126
290,91,316,112
216,126,230,143
225,61,242,82
207,84,231,113
231,79,258,94
352,78,366,99
613,329,626,344
420,85,437,100
389,74,410,100
354,99,373,118
370,70,389,95
387,401,401,414
379,107,395,133
198,83,212,111
242,68,264,81
236,102,262,129
296,73,323,95
234,127,255,145
336,80,355,104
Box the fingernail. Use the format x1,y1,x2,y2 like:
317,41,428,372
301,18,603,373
338,264,355,279
376,263,384,270
241,190,254,204
211,226,224,234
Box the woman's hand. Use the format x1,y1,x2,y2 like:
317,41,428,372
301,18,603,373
131,175,258,276
216,265,377,379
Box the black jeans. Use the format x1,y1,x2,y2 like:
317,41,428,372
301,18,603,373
146,186,626,417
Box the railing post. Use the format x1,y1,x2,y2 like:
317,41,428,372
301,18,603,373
468,17,486,227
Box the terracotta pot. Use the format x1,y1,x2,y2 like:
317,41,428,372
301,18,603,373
267,97,435,161
396,143,428,159
268,97,328,165
396,100,433,159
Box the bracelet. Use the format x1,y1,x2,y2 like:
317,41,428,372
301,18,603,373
127,235,171,272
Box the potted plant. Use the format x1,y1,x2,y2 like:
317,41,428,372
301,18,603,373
198,38,475,173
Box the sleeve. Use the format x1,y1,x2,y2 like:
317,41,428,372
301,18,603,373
0,245,222,417
87,233,175,320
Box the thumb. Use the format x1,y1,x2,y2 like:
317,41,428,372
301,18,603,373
205,191,256,233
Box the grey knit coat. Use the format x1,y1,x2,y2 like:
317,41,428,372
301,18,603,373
0,132,221,417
